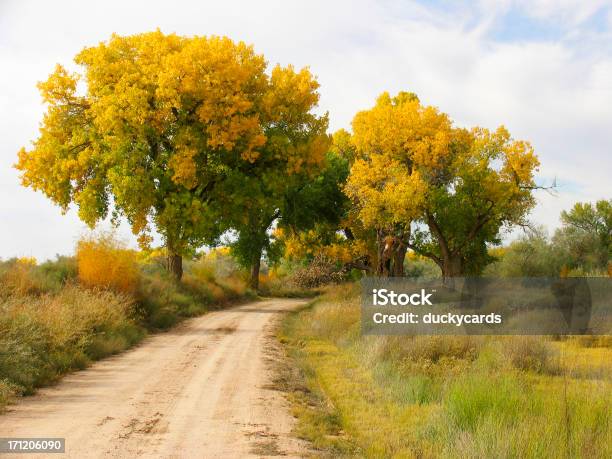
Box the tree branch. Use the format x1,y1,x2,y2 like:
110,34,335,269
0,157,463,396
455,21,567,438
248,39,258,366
426,211,450,261
406,242,442,267
454,199,495,253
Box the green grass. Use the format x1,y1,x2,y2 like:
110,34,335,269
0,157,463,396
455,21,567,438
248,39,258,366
279,284,612,458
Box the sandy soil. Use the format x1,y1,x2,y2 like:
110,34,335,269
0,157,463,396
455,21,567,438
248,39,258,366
0,298,310,458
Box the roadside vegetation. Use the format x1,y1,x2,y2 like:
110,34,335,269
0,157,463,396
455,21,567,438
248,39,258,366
280,284,612,458
0,234,253,411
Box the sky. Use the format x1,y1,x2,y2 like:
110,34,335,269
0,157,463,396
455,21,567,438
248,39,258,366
0,0,611,261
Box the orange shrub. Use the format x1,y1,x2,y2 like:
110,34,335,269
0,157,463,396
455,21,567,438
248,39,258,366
77,233,139,294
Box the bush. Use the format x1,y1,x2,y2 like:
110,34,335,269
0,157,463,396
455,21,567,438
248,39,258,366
404,256,441,278
136,269,206,329
502,337,560,373
135,263,251,329
39,256,77,288
192,247,242,280
289,255,345,288
0,258,43,298
77,233,139,294
396,336,481,364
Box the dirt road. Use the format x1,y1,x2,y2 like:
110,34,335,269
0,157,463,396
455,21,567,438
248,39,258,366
0,298,310,458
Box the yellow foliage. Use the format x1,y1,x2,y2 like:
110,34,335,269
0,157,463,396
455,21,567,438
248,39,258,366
77,234,139,293
343,91,540,262
488,247,506,259
219,276,248,296
191,246,238,283
345,91,450,229
16,257,37,266
560,264,570,278
0,257,41,297
205,246,231,259
137,247,166,265
406,250,430,261
258,269,284,292
15,31,327,253
282,229,369,265
0,262,37,297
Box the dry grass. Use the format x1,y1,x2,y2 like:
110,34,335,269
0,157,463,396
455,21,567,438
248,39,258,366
0,284,143,405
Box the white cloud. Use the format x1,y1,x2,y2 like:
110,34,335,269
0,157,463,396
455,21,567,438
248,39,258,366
0,0,610,260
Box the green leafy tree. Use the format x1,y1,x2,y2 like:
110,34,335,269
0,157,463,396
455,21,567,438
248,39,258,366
484,226,562,277
553,199,611,272
228,152,349,290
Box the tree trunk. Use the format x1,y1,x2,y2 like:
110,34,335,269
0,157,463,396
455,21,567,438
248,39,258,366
250,246,263,291
375,229,386,276
167,252,183,281
441,254,462,279
391,242,407,277
376,231,408,277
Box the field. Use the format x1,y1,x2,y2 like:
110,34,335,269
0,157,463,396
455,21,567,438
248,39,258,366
279,284,612,458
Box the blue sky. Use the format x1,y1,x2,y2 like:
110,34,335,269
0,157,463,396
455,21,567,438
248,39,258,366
0,0,610,260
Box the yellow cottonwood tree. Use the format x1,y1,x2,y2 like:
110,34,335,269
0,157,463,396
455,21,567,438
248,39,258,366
345,91,540,277
16,31,327,279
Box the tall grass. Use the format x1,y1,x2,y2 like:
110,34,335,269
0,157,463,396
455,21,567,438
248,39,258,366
280,284,612,458
0,285,142,395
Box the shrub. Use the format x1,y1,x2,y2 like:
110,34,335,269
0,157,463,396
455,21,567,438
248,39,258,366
0,258,42,298
502,336,560,373
290,255,345,288
0,256,78,300
404,256,441,279
0,244,252,412
39,256,77,288
0,285,140,405
191,247,242,281
77,233,139,294
189,258,217,283
398,336,481,364
218,276,248,297
0,380,20,409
